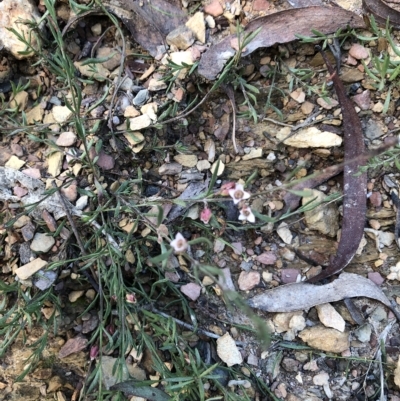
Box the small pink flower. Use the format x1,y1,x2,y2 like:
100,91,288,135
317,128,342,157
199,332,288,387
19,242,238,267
170,232,188,253
126,293,137,304
200,207,212,224
90,345,99,360
238,206,255,223
228,183,251,204
220,182,236,196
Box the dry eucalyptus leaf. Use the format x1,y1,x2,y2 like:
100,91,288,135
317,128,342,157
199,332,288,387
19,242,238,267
198,6,365,80
248,272,395,314
363,0,400,29
104,0,187,57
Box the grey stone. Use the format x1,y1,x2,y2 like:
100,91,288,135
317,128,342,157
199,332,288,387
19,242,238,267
354,324,372,342
30,232,55,253
19,242,34,264
365,119,385,140
33,270,58,290
132,89,149,106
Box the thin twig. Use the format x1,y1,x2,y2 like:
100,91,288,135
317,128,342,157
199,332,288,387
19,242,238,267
51,181,100,292
149,306,246,345
221,83,238,154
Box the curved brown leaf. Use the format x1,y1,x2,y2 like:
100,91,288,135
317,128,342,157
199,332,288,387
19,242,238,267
198,6,365,80
307,49,367,283
363,0,400,29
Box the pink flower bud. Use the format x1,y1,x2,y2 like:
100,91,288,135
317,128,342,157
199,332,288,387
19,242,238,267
219,182,236,196
90,345,99,360
200,207,212,224
106,323,115,335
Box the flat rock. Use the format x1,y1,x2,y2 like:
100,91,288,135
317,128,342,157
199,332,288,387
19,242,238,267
124,105,140,118
276,127,342,148
317,97,338,110
169,51,194,78
159,162,182,175
365,119,385,140
96,151,115,170
96,46,121,71
21,222,35,241
368,272,384,285
14,186,28,197
58,335,88,359
174,154,198,167
42,210,57,232
301,101,315,114
204,0,224,16
349,43,369,60
127,114,152,130
289,314,306,332
302,189,339,236
196,159,211,171
26,104,44,124
290,89,306,103
10,91,29,110
133,89,149,107
394,357,400,389
354,324,371,342
141,102,158,122
242,148,263,160
166,25,194,50
186,12,206,43
316,303,346,332
299,326,349,353
15,257,48,280
256,252,277,265
313,371,329,386
238,271,260,291
273,311,303,333
33,270,58,291
13,215,31,228
61,182,78,202
281,269,300,284
11,143,24,159
124,132,144,146
30,232,55,253
69,290,85,303
216,333,243,366
210,160,225,176
352,90,371,110
22,167,41,179
47,151,63,177
0,0,43,59
101,356,129,389
277,222,293,244
56,131,77,146
148,78,167,91
341,68,364,83
74,60,110,81
52,105,73,124
205,15,215,28
180,282,201,301
5,155,25,170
